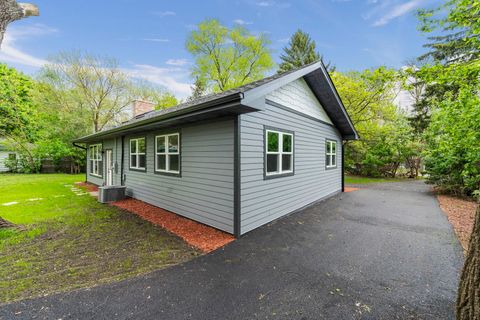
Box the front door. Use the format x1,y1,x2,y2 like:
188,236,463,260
105,149,113,186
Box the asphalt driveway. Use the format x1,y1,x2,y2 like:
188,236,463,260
0,180,463,320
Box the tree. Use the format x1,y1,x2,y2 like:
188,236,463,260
331,67,416,177
40,51,142,133
186,19,274,92
0,63,39,171
188,76,207,101
457,204,480,319
278,29,321,73
0,0,39,46
417,0,480,63
154,92,178,109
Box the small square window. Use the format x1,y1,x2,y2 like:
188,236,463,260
326,140,337,169
155,133,180,174
265,129,294,178
130,138,146,170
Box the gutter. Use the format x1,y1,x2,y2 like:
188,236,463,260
72,142,87,182
74,92,244,143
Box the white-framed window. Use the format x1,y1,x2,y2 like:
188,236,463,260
326,140,337,168
155,133,180,174
89,144,103,177
265,129,293,176
130,137,146,170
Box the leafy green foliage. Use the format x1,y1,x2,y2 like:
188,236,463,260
421,62,480,196
332,67,416,177
0,64,41,172
186,19,274,92
278,29,321,72
418,0,480,63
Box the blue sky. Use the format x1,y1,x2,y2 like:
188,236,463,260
0,0,440,98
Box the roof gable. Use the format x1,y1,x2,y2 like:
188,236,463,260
265,77,333,125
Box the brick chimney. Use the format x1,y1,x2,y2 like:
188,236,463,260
131,100,156,117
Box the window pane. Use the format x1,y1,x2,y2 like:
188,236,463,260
267,154,279,173
130,140,136,154
156,136,166,153
169,155,179,172
331,155,336,167
283,134,292,152
331,141,336,154
282,154,292,171
139,154,146,168
98,161,103,176
168,135,179,153
267,132,279,152
157,155,166,170
131,155,137,168
326,155,331,167
90,160,94,173
138,138,146,153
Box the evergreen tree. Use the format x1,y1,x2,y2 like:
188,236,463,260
418,0,480,64
188,76,207,101
278,30,321,73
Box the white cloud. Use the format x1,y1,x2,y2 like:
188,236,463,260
233,19,253,25
142,38,169,42
0,24,57,67
125,64,192,98
372,0,423,26
154,11,176,17
277,38,290,43
255,1,290,8
165,58,189,66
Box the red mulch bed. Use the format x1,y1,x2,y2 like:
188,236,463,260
437,194,478,254
111,198,235,253
75,182,99,192
344,187,359,193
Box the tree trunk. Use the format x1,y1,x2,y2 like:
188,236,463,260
0,1,39,46
457,204,480,319
0,217,16,228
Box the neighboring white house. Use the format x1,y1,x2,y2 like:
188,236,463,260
0,140,17,173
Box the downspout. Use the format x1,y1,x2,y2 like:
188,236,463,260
341,141,345,192
72,142,87,182
233,115,241,238
120,135,125,186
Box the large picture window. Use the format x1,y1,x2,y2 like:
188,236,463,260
265,129,293,177
326,140,337,168
89,144,103,177
130,137,146,170
155,133,180,174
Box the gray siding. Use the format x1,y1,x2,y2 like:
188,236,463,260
239,101,342,235
122,119,234,233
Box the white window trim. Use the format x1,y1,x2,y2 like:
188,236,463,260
155,133,180,174
130,138,146,170
326,140,337,168
89,144,102,177
265,129,293,176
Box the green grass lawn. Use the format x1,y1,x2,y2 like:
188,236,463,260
345,174,403,185
0,174,199,303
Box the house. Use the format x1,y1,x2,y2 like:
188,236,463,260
0,139,18,173
73,61,358,237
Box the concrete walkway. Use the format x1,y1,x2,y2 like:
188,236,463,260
0,181,463,319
